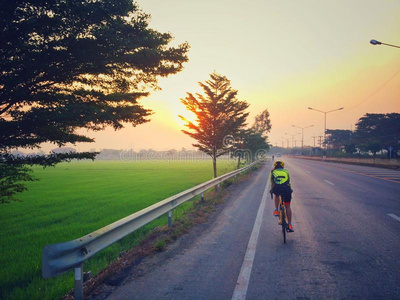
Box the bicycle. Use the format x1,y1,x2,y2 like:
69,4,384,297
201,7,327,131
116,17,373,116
271,192,289,243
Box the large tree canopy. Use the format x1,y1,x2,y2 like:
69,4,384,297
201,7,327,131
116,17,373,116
180,72,249,177
325,129,352,150
322,113,399,157
355,113,400,157
0,0,189,202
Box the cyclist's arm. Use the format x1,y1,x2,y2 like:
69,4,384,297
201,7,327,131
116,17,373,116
270,171,275,190
287,171,292,189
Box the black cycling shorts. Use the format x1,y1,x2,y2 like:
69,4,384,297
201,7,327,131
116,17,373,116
272,186,292,203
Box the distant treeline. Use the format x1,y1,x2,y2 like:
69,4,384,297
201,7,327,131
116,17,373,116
99,148,232,161
11,148,233,161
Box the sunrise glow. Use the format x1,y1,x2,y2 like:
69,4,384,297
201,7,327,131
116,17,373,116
54,0,400,151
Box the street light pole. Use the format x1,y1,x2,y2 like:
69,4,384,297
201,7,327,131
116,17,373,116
281,137,290,149
285,132,300,148
292,125,313,154
370,39,400,49
308,107,344,150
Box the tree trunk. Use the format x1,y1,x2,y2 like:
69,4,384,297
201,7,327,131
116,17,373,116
237,155,241,169
213,155,217,178
212,149,218,192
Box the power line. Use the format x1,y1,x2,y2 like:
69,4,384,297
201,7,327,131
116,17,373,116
346,67,400,111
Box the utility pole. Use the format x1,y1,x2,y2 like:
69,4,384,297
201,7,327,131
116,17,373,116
318,135,323,148
292,124,314,155
311,136,316,148
350,124,353,144
285,132,300,148
308,106,344,150
282,137,290,149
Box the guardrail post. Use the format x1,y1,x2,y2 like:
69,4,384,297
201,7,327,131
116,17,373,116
168,210,173,227
74,264,83,300
201,192,205,203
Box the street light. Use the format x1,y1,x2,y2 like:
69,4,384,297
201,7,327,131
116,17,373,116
370,39,400,49
285,132,300,148
281,137,290,149
308,107,343,150
291,124,313,154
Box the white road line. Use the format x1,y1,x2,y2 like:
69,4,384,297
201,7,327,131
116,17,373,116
231,178,270,300
324,180,335,185
365,173,398,174
305,170,311,174
366,174,398,176
388,214,400,222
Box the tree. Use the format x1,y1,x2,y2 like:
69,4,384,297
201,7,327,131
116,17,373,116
355,113,400,157
245,130,270,159
233,109,271,168
361,141,382,157
325,129,352,150
238,129,269,165
180,72,249,178
252,109,272,137
0,0,189,203
231,129,249,168
344,143,357,155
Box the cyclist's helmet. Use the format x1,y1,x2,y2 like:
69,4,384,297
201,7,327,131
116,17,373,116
274,160,284,168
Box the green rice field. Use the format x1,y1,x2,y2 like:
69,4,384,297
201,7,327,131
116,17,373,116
0,160,237,300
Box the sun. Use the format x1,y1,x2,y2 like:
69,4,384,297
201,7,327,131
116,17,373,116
174,103,197,128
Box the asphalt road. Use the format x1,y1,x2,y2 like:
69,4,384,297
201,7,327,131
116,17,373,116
95,158,400,300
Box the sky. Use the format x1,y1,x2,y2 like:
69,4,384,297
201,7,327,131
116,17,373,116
53,0,400,152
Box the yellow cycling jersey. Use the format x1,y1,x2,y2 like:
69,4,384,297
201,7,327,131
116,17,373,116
270,168,291,187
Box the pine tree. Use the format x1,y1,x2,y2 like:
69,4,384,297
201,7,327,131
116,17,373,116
180,72,249,178
252,109,272,137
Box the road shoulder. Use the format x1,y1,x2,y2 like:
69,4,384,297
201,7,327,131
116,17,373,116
86,162,269,300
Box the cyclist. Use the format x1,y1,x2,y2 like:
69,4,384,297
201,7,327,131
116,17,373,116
270,160,294,232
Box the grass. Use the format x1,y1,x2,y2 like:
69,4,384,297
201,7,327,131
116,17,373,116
0,160,237,300
154,239,166,251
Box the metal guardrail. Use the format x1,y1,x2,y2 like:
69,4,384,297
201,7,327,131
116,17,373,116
42,161,260,299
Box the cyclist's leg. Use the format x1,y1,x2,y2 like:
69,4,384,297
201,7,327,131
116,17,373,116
274,194,279,210
272,193,280,216
285,203,292,224
283,188,293,224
